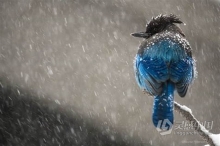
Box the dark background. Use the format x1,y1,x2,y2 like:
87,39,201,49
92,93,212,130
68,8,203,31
0,0,220,145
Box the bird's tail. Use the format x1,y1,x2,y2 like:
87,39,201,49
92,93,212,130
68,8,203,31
152,81,174,130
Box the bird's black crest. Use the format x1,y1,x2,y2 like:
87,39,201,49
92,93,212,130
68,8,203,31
145,14,183,36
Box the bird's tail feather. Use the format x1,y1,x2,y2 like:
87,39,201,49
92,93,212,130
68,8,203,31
152,81,174,130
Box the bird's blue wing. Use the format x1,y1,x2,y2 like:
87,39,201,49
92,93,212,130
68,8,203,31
135,38,194,97
135,54,169,96
170,57,194,97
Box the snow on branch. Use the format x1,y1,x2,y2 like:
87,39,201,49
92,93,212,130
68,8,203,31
174,101,220,146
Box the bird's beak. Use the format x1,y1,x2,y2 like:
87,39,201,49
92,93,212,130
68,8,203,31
131,32,150,38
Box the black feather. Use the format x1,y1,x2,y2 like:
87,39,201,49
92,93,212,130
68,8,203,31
145,14,184,38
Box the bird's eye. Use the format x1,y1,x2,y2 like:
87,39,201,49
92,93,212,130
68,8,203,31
153,25,160,31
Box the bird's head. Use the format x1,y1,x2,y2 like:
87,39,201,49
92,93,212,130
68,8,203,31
131,14,185,39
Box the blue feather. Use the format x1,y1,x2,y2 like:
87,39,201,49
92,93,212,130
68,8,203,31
134,39,194,129
152,81,174,129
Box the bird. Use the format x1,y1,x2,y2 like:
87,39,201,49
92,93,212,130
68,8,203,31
131,14,195,130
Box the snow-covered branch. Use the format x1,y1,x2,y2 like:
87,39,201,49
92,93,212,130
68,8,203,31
174,102,220,146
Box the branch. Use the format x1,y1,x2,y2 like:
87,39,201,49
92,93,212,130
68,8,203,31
174,101,220,146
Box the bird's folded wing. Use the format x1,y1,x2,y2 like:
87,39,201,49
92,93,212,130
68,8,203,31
170,57,194,97
135,56,169,96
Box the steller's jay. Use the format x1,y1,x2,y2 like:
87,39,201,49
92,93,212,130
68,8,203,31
132,14,195,130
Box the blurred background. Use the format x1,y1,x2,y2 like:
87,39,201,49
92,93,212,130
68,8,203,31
0,0,220,145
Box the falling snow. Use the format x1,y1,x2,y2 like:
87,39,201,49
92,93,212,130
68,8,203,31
0,0,220,146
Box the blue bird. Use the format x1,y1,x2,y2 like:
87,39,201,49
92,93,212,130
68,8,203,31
132,14,195,130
